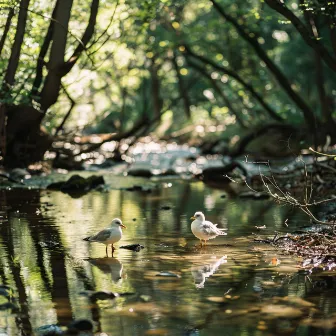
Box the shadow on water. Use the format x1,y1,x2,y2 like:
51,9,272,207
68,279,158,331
0,178,335,335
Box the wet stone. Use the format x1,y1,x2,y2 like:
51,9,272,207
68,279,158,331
156,271,181,278
120,244,145,252
47,174,105,197
125,185,152,192
36,324,63,336
89,291,119,301
67,319,93,334
127,168,153,177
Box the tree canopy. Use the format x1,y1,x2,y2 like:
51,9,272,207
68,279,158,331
0,0,335,165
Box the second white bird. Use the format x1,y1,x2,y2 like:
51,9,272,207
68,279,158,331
190,211,226,247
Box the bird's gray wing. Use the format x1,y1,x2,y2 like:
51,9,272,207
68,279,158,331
202,221,225,235
89,229,111,242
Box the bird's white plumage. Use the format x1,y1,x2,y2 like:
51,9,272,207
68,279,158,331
88,225,122,245
84,218,126,255
191,211,226,244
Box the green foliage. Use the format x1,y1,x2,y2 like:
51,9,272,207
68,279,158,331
0,0,335,136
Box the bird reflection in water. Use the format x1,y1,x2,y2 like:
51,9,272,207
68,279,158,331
88,257,124,283
191,256,227,288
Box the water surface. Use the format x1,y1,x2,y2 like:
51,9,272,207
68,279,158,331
0,175,334,335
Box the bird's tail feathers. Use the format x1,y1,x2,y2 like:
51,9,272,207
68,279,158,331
83,236,91,241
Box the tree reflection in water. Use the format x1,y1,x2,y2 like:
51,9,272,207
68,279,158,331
0,182,334,336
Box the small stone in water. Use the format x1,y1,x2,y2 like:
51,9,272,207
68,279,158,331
155,271,181,278
36,324,63,336
67,319,93,333
120,244,144,252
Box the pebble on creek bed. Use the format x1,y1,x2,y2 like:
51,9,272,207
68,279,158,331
47,174,105,196
120,244,145,252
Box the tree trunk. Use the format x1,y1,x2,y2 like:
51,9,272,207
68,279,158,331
1,0,30,96
172,52,191,118
150,57,163,120
0,8,15,57
39,0,74,112
4,105,52,168
31,1,58,99
38,0,100,113
184,46,283,122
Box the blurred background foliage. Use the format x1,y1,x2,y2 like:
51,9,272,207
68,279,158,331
0,0,335,142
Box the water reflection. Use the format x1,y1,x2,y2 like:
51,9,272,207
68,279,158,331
0,178,334,336
191,256,227,288
88,257,123,283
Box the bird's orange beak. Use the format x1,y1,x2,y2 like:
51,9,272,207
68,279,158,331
121,224,127,229
190,216,195,220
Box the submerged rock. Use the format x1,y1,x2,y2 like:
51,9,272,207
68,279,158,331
87,291,134,302
67,319,93,334
89,291,119,301
9,168,31,180
36,324,63,336
125,185,152,192
156,271,181,278
127,168,153,177
37,319,94,336
47,174,105,197
120,244,145,252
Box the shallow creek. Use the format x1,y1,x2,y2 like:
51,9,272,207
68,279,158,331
0,174,335,335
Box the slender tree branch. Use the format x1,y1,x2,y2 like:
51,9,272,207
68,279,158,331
183,44,283,122
62,0,100,74
172,52,191,119
31,1,58,98
210,0,318,131
54,84,76,136
0,8,15,57
1,0,30,96
186,58,247,128
265,0,336,72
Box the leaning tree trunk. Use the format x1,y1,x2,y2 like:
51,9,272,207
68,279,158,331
4,105,52,168
2,0,100,167
39,0,74,112
0,7,15,57
38,0,99,113
1,0,30,96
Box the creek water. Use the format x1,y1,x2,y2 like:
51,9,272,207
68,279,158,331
0,173,335,335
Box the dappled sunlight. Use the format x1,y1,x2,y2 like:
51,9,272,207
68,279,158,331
0,175,332,334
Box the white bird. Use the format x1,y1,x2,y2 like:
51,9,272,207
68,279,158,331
83,218,126,256
190,211,226,247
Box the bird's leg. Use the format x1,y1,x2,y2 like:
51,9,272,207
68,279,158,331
204,240,207,247
105,245,108,257
111,244,116,253
199,239,203,247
